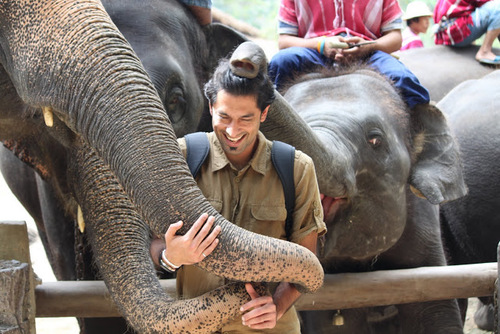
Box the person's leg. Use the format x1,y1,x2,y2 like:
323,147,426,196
477,28,500,60
269,46,329,91
368,51,430,108
454,0,500,60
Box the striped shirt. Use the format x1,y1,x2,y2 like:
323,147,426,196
434,0,490,45
278,0,403,40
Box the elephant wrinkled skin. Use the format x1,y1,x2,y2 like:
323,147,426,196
399,45,498,102
0,1,324,333
438,70,500,331
231,43,467,333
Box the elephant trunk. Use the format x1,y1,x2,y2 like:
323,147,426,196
2,1,324,330
264,93,356,197
72,141,323,332
227,42,355,197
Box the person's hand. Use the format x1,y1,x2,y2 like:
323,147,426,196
323,36,344,59
240,283,277,329
163,213,221,267
337,36,374,61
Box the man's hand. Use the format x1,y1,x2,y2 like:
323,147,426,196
240,283,277,329
334,36,374,62
156,213,221,267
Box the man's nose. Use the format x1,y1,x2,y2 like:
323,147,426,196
226,122,239,136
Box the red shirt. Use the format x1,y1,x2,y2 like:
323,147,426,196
278,0,403,40
434,0,491,45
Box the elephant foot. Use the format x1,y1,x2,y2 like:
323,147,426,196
474,300,495,331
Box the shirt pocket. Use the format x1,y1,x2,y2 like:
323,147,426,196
208,198,223,213
250,205,288,239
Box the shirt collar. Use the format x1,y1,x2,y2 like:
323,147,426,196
209,131,269,176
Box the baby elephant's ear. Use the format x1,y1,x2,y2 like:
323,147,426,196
409,103,467,205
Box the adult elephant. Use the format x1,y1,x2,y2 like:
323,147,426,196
399,45,498,102
230,43,467,333
438,70,500,331
0,1,327,333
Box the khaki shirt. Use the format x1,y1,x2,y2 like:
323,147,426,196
177,131,326,334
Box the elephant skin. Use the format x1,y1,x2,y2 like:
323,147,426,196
399,45,498,102
230,43,467,332
438,70,500,331
0,1,325,333
283,71,466,333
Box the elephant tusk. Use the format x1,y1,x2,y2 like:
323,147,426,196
77,205,85,233
42,107,54,127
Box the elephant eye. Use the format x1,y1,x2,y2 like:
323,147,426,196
367,131,383,148
166,87,186,124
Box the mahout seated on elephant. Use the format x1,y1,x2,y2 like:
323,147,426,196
150,55,326,332
399,45,500,102
434,0,500,65
268,0,439,128
0,1,327,333
229,41,467,333
438,70,500,332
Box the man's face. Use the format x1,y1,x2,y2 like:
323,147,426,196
210,90,269,167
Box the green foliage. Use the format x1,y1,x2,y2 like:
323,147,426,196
213,0,279,39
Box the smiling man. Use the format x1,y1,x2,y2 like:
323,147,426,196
151,57,325,333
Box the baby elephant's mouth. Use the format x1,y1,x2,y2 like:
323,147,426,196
321,194,348,223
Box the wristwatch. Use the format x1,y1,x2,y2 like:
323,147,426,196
159,249,181,273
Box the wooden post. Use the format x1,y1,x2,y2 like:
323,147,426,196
0,221,36,333
496,242,500,334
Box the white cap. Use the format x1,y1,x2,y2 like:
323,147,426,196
402,1,433,20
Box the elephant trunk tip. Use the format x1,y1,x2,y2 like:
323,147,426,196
229,41,268,79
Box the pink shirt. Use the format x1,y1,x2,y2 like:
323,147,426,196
434,0,490,45
278,0,403,40
401,28,424,50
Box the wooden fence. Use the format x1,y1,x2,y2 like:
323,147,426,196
1,221,499,333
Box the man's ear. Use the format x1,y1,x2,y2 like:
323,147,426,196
260,105,270,122
209,102,213,116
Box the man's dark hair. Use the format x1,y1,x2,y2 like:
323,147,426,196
204,58,275,112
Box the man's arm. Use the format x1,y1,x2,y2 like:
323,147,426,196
240,231,318,329
187,5,212,26
278,34,323,50
272,231,318,318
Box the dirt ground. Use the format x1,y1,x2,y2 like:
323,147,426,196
0,174,492,333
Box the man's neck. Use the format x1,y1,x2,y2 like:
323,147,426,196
227,138,260,171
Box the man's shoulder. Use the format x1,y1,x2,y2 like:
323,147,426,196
293,148,314,170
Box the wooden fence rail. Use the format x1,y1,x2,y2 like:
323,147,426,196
35,262,497,318
1,221,498,333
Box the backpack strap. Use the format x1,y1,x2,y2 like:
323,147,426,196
184,132,210,178
271,140,296,240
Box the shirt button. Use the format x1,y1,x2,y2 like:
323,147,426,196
235,177,240,183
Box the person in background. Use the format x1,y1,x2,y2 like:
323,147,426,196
434,0,500,65
401,1,434,51
268,0,431,111
150,56,326,333
180,0,212,26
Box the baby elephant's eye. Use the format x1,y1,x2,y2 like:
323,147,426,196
368,134,382,148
